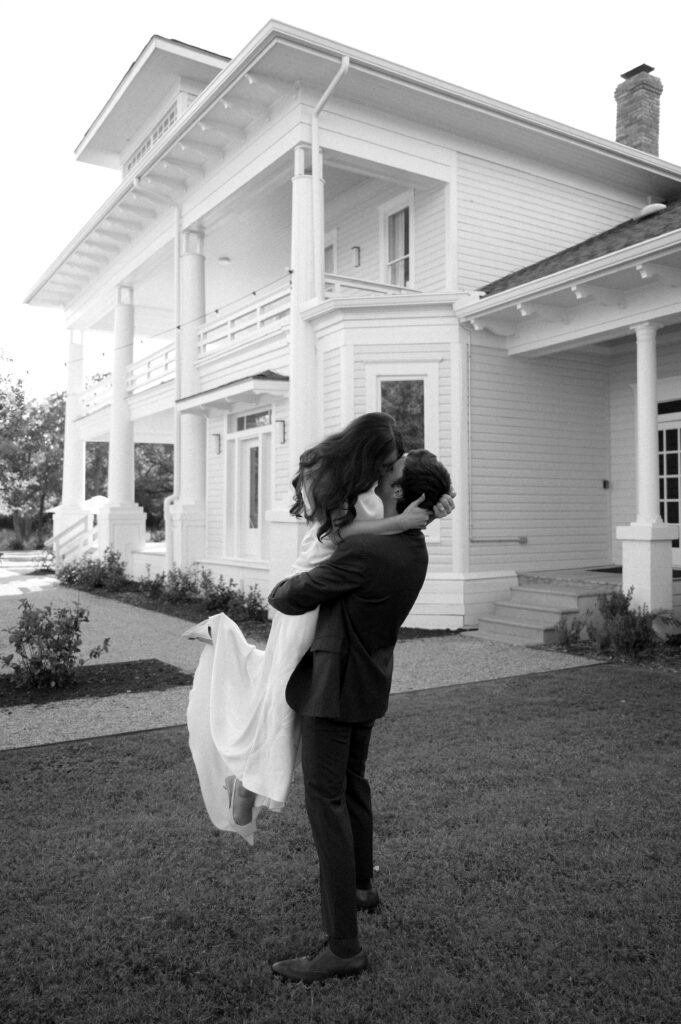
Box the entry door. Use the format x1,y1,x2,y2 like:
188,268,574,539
236,432,271,559
659,420,681,566
239,436,261,559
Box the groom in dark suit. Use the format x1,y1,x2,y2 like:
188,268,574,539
268,449,453,983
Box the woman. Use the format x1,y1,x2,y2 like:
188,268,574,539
186,413,451,844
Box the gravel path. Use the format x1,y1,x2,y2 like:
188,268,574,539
0,561,601,750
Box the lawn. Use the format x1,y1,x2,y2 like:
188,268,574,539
1,662,679,1024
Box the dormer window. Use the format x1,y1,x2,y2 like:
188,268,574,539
124,103,178,175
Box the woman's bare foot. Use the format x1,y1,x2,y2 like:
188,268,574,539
232,781,256,825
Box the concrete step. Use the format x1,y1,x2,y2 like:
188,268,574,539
488,601,576,628
477,616,560,645
507,584,605,613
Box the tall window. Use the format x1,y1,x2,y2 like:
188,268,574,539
248,446,260,529
380,379,424,450
387,207,410,287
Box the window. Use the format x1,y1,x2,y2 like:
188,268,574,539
387,208,410,286
237,410,272,431
380,191,414,288
248,446,260,529
380,379,424,450
366,362,439,452
124,104,178,175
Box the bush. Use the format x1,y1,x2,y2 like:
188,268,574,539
557,587,658,660
57,547,128,592
2,599,110,690
199,570,268,622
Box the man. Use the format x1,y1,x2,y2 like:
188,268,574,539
268,449,453,983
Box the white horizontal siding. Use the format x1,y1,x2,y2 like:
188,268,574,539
457,155,640,290
469,340,611,571
198,331,290,392
327,181,447,292
321,346,342,436
205,412,226,559
413,187,447,292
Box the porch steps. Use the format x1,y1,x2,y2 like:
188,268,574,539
477,579,617,646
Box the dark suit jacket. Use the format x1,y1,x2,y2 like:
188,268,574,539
268,530,428,722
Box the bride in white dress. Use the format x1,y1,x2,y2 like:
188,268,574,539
186,413,444,843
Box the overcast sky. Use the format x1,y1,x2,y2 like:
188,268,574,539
5,0,680,397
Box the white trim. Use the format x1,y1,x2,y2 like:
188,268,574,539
365,359,441,543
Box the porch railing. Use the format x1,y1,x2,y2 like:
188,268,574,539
48,514,98,564
128,343,175,393
324,273,415,297
198,277,292,357
78,274,417,413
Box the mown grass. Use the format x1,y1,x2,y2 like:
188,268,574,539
1,663,679,1024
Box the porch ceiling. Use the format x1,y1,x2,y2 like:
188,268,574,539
455,231,681,356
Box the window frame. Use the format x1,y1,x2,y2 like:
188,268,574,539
379,190,415,288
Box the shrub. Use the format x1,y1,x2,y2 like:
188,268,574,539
558,587,658,660
57,547,128,592
138,566,167,599
2,599,110,690
199,570,268,622
162,565,201,603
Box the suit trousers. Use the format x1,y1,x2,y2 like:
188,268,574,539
300,715,375,957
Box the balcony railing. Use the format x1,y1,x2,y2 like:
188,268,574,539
198,277,292,357
78,274,417,414
127,343,175,392
324,274,415,297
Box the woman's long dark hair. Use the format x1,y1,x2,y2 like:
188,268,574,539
290,413,404,539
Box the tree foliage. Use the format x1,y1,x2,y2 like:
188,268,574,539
0,375,65,542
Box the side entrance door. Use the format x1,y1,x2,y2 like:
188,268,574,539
659,415,681,567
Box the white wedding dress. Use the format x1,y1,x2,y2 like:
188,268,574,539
186,488,383,844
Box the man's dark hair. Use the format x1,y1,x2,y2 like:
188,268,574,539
395,450,452,514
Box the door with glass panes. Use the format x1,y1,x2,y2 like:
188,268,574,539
659,409,681,566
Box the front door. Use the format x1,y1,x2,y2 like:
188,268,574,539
659,418,681,567
239,436,262,559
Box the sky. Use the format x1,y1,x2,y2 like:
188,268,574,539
4,0,681,398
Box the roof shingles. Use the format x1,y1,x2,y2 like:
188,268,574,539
481,197,681,296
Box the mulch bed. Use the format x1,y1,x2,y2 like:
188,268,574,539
0,660,193,709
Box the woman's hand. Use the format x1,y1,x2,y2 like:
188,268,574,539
397,495,432,531
431,490,456,520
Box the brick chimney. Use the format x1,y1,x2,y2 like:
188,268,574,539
615,64,663,155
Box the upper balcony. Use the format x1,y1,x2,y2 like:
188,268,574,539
79,274,416,416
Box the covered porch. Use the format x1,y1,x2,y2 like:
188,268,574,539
456,205,681,613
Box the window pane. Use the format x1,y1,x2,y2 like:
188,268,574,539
249,447,259,528
387,208,410,287
380,379,424,450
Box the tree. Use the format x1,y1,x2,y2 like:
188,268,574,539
85,442,174,529
0,375,65,544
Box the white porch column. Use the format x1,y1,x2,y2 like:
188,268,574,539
267,146,318,590
616,322,676,609
98,286,146,562
168,229,207,567
52,332,88,561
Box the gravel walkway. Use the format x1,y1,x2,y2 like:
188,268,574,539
0,559,601,751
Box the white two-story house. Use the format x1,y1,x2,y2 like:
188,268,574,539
27,23,681,630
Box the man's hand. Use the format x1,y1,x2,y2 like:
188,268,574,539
397,495,432,530
431,490,456,520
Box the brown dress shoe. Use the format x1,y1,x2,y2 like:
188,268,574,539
272,945,368,983
356,886,379,912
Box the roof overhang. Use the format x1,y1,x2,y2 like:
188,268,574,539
26,20,681,313
176,373,289,413
76,36,230,168
454,228,681,355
